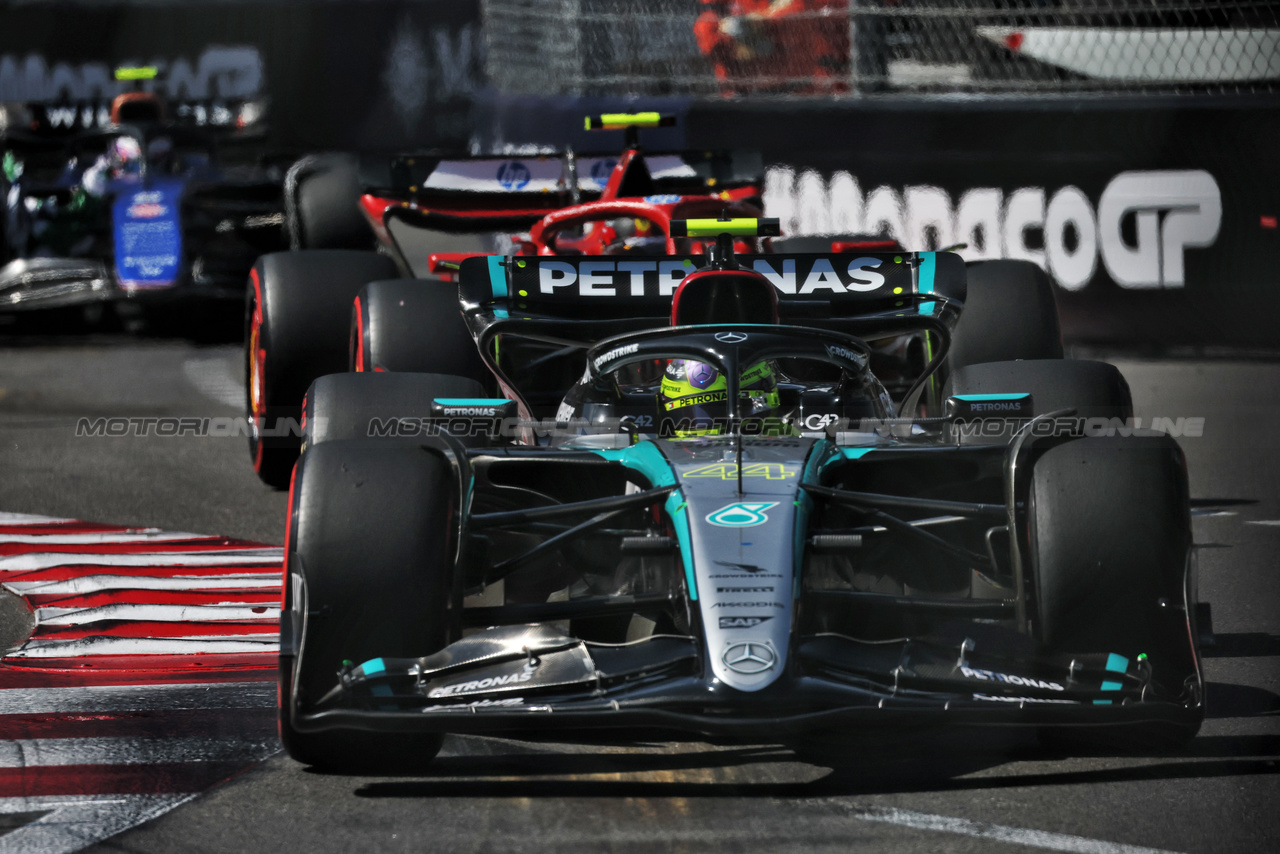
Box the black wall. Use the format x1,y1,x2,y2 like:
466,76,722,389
0,0,483,152
685,97,1280,350
4,2,1276,349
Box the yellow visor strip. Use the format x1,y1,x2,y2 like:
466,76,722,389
585,112,671,130
669,218,781,238
114,66,159,81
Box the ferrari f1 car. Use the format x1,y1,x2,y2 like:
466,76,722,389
278,217,1205,771
0,81,290,314
246,113,779,486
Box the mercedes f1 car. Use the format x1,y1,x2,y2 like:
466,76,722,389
278,217,1205,771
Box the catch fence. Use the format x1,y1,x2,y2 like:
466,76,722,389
482,0,1280,97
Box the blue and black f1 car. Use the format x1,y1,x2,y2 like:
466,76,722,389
278,218,1205,771
1,87,287,313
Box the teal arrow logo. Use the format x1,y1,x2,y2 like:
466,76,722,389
706,502,779,528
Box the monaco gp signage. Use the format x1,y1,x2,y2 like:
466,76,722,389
764,167,1223,293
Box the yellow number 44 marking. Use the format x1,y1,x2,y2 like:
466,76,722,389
684,463,796,480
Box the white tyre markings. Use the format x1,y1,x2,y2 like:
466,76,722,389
0,683,277,716
0,794,200,854
850,806,1183,854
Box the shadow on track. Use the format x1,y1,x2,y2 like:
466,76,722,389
338,721,1280,801
0,297,243,345
1206,681,1280,718
1203,633,1280,659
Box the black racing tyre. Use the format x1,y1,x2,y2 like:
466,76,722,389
1029,435,1201,748
350,279,490,385
279,441,455,771
948,260,1062,373
245,250,399,488
286,153,371,250
303,371,489,448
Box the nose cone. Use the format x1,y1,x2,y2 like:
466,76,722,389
658,436,816,693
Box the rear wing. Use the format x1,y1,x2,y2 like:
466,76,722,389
458,251,966,323
360,149,762,220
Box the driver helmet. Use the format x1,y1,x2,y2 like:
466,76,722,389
659,358,781,437
108,136,144,179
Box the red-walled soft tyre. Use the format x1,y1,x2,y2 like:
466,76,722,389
350,279,489,382
245,250,399,488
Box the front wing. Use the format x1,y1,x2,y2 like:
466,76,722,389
289,623,1202,737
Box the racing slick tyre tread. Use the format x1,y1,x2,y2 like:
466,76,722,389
948,260,1063,373
351,279,491,386
1029,434,1201,750
286,153,371,251
281,441,454,771
304,372,489,448
246,250,400,488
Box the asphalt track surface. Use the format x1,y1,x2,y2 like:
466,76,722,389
0,331,1277,854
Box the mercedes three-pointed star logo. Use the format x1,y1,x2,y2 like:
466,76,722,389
714,331,749,344
722,641,776,675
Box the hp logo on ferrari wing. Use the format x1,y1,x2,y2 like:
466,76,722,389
714,331,749,343
722,641,777,675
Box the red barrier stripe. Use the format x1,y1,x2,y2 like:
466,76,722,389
3,564,282,582
0,761,257,796
0,706,275,740
26,590,281,608
0,540,249,556
0,523,136,535
32,622,277,642
0,656,278,687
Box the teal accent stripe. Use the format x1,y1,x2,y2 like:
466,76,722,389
593,440,687,593
664,491,697,600
1101,680,1124,691
953,393,1030,402
433,398,514,406
590,439,677,488
918,251,936,315
361,658,386,676
918,252,937,294
487,254,507,298
1105,653,1129,673
812,441,877,480
1093,700,1113,705
792,493,812,600
804,438,838,482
